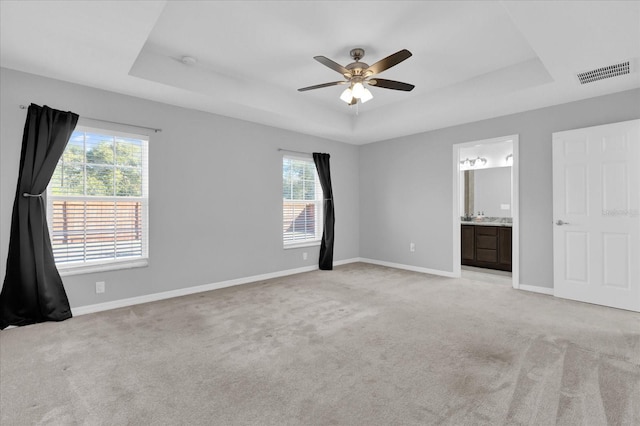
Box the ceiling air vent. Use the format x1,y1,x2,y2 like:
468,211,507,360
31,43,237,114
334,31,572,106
577,61,630,84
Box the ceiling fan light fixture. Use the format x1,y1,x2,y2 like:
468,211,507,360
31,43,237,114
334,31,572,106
351,82,365,98
299,48,414,106
360,88,373,103
340,87,354,103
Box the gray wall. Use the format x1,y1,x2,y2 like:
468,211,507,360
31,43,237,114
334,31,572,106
2,67,639,303
360,89,640,288
0,68,360,308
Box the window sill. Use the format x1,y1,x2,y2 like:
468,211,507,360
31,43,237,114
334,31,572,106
283,241,321,250
58,258,148,277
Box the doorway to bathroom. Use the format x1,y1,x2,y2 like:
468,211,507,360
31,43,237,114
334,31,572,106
452,135,519,289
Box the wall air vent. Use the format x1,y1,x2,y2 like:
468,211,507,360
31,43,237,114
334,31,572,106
577,61,630,84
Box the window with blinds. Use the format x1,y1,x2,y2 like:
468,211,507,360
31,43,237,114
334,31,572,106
282,155,323,247
47,126,149,273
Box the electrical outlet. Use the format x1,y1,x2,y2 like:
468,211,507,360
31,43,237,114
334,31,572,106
410,242,415,252
95,281,105,294
303,252,308,260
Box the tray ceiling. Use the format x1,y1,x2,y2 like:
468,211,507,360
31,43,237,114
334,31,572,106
1,1,639,144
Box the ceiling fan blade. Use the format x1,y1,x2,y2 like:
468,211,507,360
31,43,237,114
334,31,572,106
366,49,412,76
314,56,352,77
298,81,348,92
368,78,415,91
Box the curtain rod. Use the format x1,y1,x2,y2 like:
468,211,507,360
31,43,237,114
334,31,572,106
278,148,314,156
19,105,162,133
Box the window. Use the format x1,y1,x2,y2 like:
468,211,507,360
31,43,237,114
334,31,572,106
282,155,323,247
47,126,149,274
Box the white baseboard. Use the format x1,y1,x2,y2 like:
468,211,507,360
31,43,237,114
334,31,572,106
333,258,360,267
69,257,479,317
518,283,554,295
72,265,315,316
72,259,363,317
357,258,457,278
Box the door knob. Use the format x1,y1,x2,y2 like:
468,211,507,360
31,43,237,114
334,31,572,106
555,220,570,226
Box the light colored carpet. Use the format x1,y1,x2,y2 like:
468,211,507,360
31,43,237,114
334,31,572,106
1,262,639,425
461,266,512,286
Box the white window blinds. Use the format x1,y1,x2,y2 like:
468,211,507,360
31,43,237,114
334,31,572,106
282,155,323,246
47,126,149,271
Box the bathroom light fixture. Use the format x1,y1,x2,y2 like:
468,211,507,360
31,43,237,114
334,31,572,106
475,156,487,166
460,156,487,170
505,153,513,165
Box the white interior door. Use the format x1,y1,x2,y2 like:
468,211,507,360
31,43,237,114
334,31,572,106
553,119,640,312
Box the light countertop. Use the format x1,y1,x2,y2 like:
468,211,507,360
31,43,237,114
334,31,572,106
461,221,512,227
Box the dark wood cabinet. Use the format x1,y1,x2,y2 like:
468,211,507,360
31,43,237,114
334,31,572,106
461,224,512,271
498,227,512,269
461,226,475,262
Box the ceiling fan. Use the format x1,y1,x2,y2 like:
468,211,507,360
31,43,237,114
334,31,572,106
298,48,415,105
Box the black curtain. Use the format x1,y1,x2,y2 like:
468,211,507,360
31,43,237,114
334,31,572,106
0,104,78,329
313,153,335,270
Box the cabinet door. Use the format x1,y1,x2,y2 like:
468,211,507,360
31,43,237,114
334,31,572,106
461,225,475,263
499,227,512,270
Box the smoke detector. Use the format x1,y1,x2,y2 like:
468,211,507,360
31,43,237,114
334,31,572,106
181,56,197,66
576,60,634,85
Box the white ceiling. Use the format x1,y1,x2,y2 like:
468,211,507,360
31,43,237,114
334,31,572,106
1,1,639,145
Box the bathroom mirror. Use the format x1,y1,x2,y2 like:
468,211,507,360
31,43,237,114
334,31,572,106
462,167,511,218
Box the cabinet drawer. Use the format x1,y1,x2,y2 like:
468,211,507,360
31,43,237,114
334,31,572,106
476,235,497,250
476,249,497,263
475,226,497,236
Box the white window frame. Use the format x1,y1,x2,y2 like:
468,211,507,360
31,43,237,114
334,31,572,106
282,154,324,249
46,125,149,276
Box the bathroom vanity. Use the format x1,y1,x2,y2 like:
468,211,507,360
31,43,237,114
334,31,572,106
461,222,512,272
